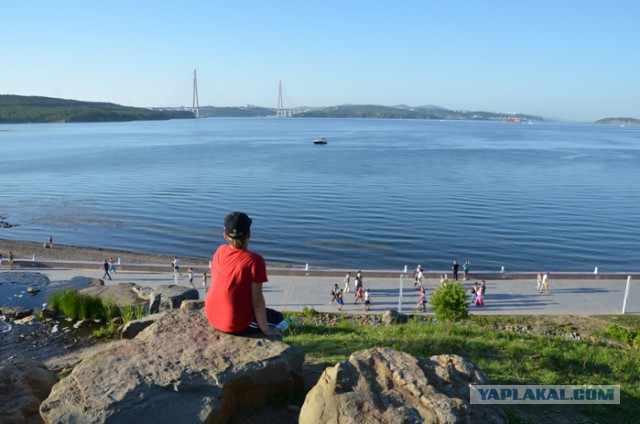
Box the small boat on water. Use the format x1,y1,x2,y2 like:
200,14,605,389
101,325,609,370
313,137,328,145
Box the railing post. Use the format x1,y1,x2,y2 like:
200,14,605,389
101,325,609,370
398,275,404,313
622,276,631,314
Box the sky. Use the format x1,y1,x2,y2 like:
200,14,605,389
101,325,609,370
1,1,639,122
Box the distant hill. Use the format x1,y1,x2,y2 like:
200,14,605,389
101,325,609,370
595,117,640,126
0,94,546,123
293,104,543,122
197,105,276,118
0,95,194,123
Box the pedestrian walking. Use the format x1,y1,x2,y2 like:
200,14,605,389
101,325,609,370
354,284,364,304
8,251,15,269
363,288,372,311
188,267,195,288
101,259,112,281
470,282,479,303
536,272,542,291
354,271,363,297
476,280,486,306
413,265,422,286
172,256,181,276
540,273,550,293
416,287,427,312
415,268,424,289
452,260,459,281
463,260,470,280
337,289,344,311
202,272,208,291
108,257,117,273
343,272,351,293
330,283,340,304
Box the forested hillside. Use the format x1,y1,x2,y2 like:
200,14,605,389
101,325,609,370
0,95,194,123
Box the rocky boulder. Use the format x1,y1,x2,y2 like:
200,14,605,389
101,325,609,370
153,285,199,311
120,314,161,339
299,347,507,424
80,281,142,307
380,309,407,325
40,309,304,423
0,306,33,321
0,358,58,424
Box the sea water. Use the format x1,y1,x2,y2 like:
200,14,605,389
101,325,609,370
0,118,639,272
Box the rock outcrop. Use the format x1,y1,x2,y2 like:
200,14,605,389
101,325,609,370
153,285,199,311
81,282,198,312
0,358,58,424
40,309,304,423
299,347,507,424
0,306,33,321
380,309,407,325
80,280,142,306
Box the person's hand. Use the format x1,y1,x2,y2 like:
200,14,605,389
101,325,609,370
264,327,283,337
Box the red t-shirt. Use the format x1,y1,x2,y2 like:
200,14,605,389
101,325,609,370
204,244,268,333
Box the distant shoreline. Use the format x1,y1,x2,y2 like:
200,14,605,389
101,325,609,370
0,238,208,268
2,238,638,280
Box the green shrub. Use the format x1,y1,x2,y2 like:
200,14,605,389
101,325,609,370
120,303,135,324
604,324,639,345
91,325,121,339
48,289,105,320
133,303,146,320
103,298,119,320
429,280,469,322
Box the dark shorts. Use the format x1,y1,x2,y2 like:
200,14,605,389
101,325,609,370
230,308,284,336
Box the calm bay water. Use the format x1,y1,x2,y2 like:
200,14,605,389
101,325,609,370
1,118,639,272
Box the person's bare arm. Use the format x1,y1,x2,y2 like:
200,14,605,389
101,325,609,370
251,283,282,336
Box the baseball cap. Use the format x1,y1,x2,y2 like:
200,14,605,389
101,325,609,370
224,211,252,239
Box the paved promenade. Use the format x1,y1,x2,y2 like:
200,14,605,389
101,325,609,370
12,265,640,315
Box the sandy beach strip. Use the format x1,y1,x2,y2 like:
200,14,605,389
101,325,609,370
0,238,210,268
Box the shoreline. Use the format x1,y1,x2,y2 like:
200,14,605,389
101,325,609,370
2,238,639,279
0,238,209,268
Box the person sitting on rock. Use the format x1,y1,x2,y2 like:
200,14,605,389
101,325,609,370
204,211,283,337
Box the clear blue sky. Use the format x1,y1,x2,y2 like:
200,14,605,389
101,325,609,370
2,1,638,122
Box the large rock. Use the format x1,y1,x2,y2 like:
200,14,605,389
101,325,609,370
40,309,304,423
299,347,507,424
80,282,198,312
380,309,407,325
0,358,58,424
153,285,199,311
0,306,33,321
80,281,142,307
120,314,161,339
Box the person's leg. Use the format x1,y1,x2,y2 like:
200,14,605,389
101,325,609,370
265,308,284,326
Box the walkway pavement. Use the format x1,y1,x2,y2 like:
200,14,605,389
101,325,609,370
22,267,640,315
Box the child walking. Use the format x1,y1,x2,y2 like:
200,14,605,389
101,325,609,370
416,287,427,312
363,288,372,311
202,272,208,291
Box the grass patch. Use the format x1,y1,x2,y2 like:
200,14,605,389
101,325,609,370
48,289,105,320
284,313,640,422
